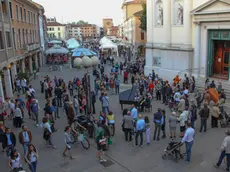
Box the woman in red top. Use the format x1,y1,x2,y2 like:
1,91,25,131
123,71,128,84
149,81,155,96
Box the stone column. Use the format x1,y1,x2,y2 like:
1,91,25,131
21,59,25,73
39,52,42,67
144,0,154,76
0,76,5,102
29,56,33,74
193,22,201,77
35,54,38,70
183,0,192,48
10,63,17,89
3,68,13,98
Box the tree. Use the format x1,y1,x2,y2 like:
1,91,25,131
76,20,88,25
139,3,147,32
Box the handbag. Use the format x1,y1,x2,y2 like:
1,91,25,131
99,138,106,145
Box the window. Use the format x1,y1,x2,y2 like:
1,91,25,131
1,0,7,14
22,29,25,45
0,31,4,49
58,27,60,31
9,2,13,19
30,30,32,43
33,14,35,24
58,33,61,38
31,12,33,23
16,5,19,20
141,32,144,40
18,29,21,48
24,9,26,22
20,7,23,21
26,29,28,43
28,11,30,23
12,28,16,49
5,32,11,47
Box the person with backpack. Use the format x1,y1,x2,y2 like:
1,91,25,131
30,99,39,127
95,120,107,163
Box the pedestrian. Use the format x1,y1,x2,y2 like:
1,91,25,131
189,104,197,129
211,103,221,128
18,125,32,156
0,122,5,152
42,117,56,149
181,122,195,163
135,114,145,147
115,77,120,95
8,149,23,171
25,144,38,172
95,121,107,162
144,116,150,145
21,78,27,94
122,111,133,141
54,85,63,107
2,128,16,157
52,96,59,119
63,126,75,159
199,103,210,132
153,108,163,141
30,99,39,127
13,104,23,128
168,112,177,138
100,92,109,115
161,109,166,138
178,107,189,137
107,111,115,136
214,129,230,171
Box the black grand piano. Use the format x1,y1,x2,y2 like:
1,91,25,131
119,86,143,110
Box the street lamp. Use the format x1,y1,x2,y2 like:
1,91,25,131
73,56,99,116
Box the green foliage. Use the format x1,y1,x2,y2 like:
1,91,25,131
17,72,30,84
139,3,147,32
75,20,89,25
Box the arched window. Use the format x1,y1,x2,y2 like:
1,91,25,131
173,0,184,25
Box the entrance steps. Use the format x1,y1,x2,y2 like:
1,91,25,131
195,77,230,108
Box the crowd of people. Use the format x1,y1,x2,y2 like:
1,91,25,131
0,49,230,171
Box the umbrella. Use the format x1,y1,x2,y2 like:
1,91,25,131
45,45,69,55
72,47,97,57
67,38,80,49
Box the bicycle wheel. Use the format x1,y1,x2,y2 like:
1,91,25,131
81,137,90,149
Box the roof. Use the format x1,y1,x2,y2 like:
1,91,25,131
133,10,143,17
69,24,96,28
122,0,146,8
30,1,44,9
47,22,64,26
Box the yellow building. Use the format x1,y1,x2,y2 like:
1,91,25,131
122,0,146,56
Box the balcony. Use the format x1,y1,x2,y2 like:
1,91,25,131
24,43,40,52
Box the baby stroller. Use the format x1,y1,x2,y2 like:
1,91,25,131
162,140,184,162
220,111,230,128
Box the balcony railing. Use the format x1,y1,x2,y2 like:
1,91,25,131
24,43,40,52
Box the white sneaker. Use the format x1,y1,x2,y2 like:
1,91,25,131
100,159,107,162
36,124,39,127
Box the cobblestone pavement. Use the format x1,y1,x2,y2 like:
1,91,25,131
0,61,228,172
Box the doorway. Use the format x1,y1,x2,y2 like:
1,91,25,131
212,40,230,79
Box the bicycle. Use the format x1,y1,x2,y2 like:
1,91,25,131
70,125,90,149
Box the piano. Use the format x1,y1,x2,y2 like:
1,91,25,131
119,86,143,110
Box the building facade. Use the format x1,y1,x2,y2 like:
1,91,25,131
122,0,146,55
47,18,66,40
0,0,44,100
107,26,119,37
145,0,230,81
67,24,82,39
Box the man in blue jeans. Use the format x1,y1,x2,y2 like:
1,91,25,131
214,129,230,171
181,122,195,163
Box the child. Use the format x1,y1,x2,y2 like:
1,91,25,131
144,116,150,145
107,111,115,136
63,126,74,159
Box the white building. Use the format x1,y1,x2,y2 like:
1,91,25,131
145,0,230,81
123,17,135,45
47,18,67,40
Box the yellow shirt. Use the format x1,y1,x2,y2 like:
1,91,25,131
107,114,115,124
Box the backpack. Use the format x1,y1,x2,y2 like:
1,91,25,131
31,103,38,113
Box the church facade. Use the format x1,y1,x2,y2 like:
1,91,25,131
145,0,230,81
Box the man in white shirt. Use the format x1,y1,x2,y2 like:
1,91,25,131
181,122,195,163
21,78,27,94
